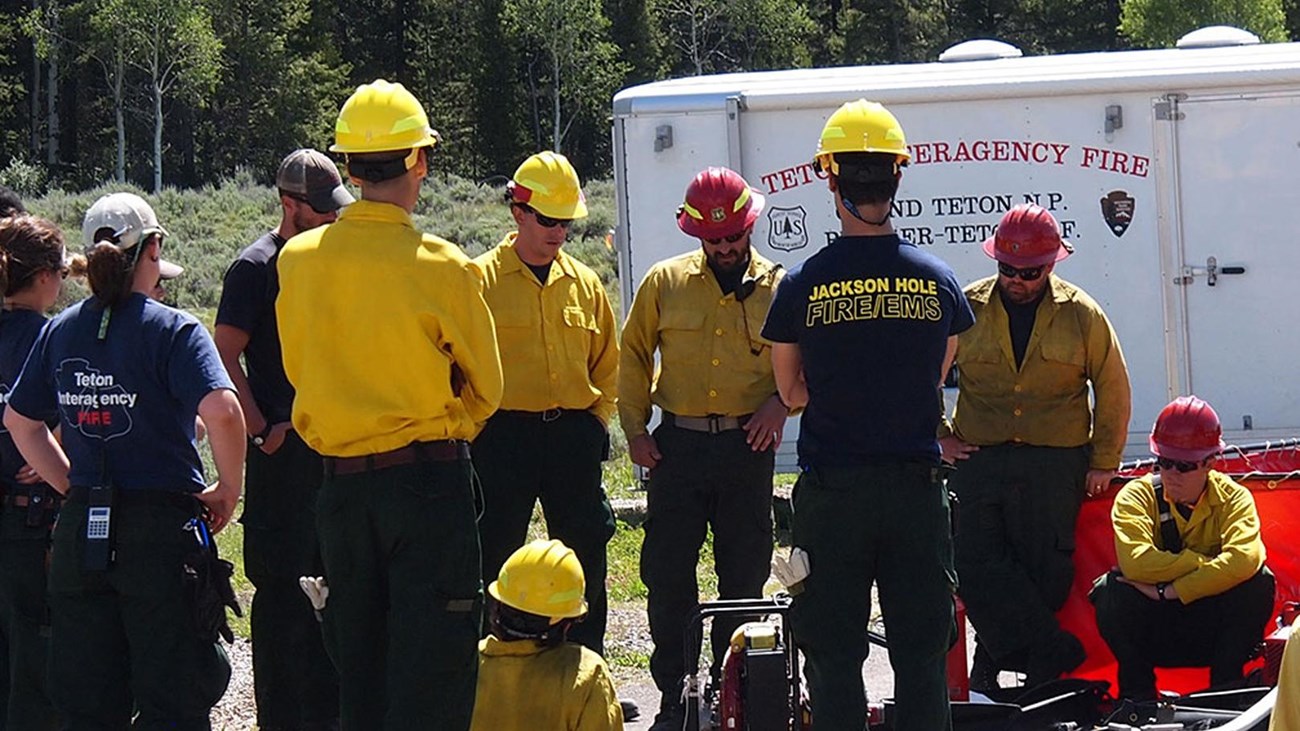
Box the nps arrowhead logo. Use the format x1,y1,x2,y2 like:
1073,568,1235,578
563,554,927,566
1100,190,1135,238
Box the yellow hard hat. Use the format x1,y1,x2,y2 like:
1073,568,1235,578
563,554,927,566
814,99,910,176
509,151,588,220
488,539,587,623
331,79,441,156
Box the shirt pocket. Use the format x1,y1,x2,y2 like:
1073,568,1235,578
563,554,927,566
561,305,599,363
659,308,707,367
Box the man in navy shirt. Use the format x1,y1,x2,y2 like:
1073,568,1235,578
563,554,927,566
762,100,974,731
214,149,350,731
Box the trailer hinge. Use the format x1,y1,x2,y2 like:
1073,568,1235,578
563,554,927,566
1155,94,1187,121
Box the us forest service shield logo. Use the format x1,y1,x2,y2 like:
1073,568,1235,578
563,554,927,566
1100,190,1135,237
767,206,808,251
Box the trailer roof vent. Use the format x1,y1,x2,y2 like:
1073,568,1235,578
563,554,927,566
938,39,1023,62
1176,25,1261,49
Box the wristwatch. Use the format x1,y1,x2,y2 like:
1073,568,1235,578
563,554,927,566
251,423,273,447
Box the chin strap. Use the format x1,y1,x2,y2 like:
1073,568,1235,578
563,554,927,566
841,196,893,227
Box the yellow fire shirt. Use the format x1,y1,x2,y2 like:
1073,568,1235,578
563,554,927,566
1112,472,1267,604
276,200,503,456
474,234,618,425
619,249,782,440
946,274,1131,469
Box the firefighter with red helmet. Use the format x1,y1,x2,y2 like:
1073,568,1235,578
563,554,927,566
942,203,1132,690
1090,396,1275,701
619,166,788,731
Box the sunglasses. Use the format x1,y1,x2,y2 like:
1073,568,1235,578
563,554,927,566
998,262,1046,281
519,205,572,230
704,230,748,246
1155,456,1204,473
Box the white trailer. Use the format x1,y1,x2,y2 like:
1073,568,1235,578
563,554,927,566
611,28,1300,470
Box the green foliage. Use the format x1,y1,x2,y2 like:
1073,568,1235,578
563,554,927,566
0,157,51,198
25,171,618,311
660,0,816,75
504,0,628,157
1121,0,1288,47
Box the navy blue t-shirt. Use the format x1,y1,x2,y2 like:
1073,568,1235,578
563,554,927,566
0,308,51,488
8,294,235,492
215,232,294,422
761,234,975,467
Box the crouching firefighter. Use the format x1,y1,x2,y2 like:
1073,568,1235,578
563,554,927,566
470,539,624,731
1091,395,1275,702
3,192,247,729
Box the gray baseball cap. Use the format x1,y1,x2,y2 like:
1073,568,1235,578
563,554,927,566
276,149,354,214
82,192,181,275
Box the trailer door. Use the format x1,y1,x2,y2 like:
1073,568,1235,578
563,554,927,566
1172,92,1300,442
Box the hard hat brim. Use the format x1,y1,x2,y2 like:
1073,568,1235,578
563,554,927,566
1149,435,1224,461
529,198,589,221
982,236,1072,267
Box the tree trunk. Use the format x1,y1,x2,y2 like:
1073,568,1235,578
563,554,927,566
153,82,163,193
551,53,562,151
46,5,60,169
114,50,125,183
30,0,41,158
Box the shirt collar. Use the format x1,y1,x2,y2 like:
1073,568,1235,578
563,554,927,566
336,199,415,229
684,248,775,281
480,635,547,657
498,232,577,282
970,273,1071,306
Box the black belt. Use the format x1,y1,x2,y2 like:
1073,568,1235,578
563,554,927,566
324,440,470,477
2,484,61,509
664,412,752,434
67,486,200,512
495,409,587,423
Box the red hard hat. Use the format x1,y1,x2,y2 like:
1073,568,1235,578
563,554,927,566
982,204,1074,267
1150,395,1225,461
677,167,765,239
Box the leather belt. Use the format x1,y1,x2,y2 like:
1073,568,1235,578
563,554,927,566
664,413,752,434
4,491,61,509
324,440,470,477
496,409,585,423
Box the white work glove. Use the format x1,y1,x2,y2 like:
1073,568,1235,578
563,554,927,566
772,548,811,595
299,576,329,621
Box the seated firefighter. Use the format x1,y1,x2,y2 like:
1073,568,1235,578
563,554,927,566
470,539,624,731
1090,395,1276,701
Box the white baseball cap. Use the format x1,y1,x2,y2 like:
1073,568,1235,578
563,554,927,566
82,192,180,275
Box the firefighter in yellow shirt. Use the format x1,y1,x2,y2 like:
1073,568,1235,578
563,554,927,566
470,539,623,731
941,204,1132,690
1271,614,1300,731
620,167,788,731
275,79,503,730
473,151,619,656
1090,396,1274,701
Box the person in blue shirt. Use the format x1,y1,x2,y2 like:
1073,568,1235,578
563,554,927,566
3,192,246,730
0,214,68,729
762,100,975,731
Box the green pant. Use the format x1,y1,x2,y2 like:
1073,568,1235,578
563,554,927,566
315,457,481,730
790,462,956,731
48,494,231,730
242,432,338,729
640,422,774,698
950,445,1088,665
0,501,58,730
1091,567,1276,700
473,411,614,655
